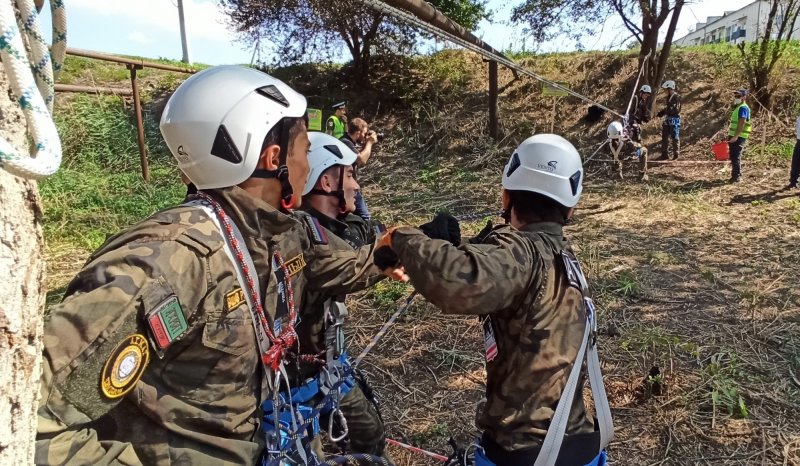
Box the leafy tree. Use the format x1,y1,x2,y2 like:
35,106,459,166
221,0,488,81
737,0,800,108
511,0,685,110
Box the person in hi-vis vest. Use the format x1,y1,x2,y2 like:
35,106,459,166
326,101,347,139
727,89,752,183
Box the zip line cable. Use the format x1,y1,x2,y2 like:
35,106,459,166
356,0,624,118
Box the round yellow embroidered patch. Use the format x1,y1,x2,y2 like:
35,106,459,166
100,334,149,399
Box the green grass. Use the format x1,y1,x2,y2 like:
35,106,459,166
42,93,182,251
368,280,412,308
704,351,749,422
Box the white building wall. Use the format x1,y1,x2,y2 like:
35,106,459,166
674,0,800,46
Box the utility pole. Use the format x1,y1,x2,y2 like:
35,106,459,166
177,0,192,64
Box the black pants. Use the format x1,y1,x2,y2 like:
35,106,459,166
660,124,680,159
790,139,800,186
481,431,601,466
728,137,746,180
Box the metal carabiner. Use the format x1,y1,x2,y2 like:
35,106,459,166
327,408,349,442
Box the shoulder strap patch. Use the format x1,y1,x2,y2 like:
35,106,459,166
302,214,329,245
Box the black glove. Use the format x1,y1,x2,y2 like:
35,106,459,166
373,246,400,270
656,109,665,117
419,213,461,246
469,220,494,244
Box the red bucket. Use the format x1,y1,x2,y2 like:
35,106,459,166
711,141,729,161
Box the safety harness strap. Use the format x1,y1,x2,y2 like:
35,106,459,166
532,252,613,466
187,199,274,390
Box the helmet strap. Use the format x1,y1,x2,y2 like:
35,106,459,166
502,202,513,224
308,166,348,217
252,118,297,211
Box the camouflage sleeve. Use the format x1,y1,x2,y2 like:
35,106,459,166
304,229,385,295
36,238,208,466
391,226,536,315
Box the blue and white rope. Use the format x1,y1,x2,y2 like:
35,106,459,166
0,0,66,179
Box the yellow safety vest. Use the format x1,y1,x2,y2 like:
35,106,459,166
327,116,345,139
728,103,752,139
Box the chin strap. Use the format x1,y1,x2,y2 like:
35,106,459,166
251,118,297,211
501,203,512,223
307,165,348,215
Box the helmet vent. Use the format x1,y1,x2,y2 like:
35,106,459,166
569,171,582,195
506,152,521,177
211,125,243,164
323,144,345,159
256,85,290,107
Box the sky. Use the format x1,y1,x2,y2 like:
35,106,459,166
37,0,756,66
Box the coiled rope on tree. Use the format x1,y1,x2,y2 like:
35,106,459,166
0,0,66,179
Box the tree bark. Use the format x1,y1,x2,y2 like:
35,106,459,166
0,61,46,465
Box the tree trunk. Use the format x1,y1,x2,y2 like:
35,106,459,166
0,61,46,465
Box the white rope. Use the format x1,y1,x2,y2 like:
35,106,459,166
356,0,624,118
0,0,66,179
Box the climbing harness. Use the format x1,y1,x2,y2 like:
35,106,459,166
261,352,359,465
189,193,359,465
192,192,299,374
0,0,66,179
434,251,613,466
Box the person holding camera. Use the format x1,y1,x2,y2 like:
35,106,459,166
340,117,379,221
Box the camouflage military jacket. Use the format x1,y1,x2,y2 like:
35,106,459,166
629,95,652,124
35,186,383,466
392,222,595,451
661,92,682,118
291,207,380,384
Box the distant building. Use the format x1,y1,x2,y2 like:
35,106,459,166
674,0,800,46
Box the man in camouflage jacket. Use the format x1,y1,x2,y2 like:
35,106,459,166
35,67,385,466
375,135,608,466
291,133,389,460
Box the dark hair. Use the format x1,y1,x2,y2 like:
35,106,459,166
259,116,307,160
507,190,570,224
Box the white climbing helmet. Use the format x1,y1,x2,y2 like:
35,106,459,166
160,65,307,189
640,85,652,94
303,132,358,195
502,134,584,208
607,121,624,140
662,80,676,90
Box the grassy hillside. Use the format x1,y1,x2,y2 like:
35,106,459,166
42,46,800,464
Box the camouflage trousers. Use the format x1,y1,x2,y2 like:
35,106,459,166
311,380,391,463
660,123,680,159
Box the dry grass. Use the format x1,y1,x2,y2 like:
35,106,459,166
43,48,800,465
349,143,800,465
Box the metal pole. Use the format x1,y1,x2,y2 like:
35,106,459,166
177,0,192,64
55,83,133,96
488,60,498,139
67,48,196,73
128,64,149,181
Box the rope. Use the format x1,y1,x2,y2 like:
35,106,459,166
354,0,623,119
354,209,503,367
354,291,417,367
0,0,65,179
322,454,393,465
385,438,449,462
